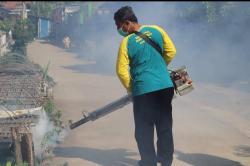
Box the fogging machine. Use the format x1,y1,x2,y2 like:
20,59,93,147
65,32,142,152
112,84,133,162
69,65,193,130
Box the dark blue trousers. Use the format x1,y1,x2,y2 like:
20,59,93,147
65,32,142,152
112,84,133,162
133,88,174,166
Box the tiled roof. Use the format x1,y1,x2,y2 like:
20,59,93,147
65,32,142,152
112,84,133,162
1,1,22,10
1,1,31,10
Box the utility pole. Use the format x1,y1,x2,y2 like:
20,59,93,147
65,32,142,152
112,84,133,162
21,2,27,20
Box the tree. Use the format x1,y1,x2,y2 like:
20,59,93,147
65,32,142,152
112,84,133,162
11,19,35,55
0,20,13,32
176,2,250,25
29,1,86,19
29,2,54,18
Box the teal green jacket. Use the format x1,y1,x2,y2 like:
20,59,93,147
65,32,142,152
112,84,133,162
116,25,176,96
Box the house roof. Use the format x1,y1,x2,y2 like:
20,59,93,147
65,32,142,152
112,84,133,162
1,1,22,10
0,7,10,12
0,53,44,111
0,1,32,10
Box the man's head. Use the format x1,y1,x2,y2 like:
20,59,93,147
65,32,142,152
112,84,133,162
114,6,138,36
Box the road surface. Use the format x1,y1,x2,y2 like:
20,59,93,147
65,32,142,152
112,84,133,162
27,40,250,166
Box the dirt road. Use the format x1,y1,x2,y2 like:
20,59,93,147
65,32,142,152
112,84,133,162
27,40,250,166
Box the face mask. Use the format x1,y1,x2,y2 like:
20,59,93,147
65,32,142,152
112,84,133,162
117,24,129,37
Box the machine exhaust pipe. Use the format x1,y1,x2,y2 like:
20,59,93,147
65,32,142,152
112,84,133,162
69,66,193,130
70,94,132,129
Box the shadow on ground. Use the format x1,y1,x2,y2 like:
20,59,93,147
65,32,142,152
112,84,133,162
175,150,244,166
37,40,116,76
234,145,250,157
62,63,115,76
54,146,138,166
38,39,65,50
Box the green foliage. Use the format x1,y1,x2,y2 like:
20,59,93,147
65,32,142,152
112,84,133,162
11,19,35,55
0,20,13,32
29,1,88,19
39,98,64,165
43,99,63,130
42,61,50,81
43,99,54,117
202,2,237,24
219,2,236,17
176,2,206,22
177,2,250,25
5,161,11,166
14,162,29,166
3,161,29,166
29,2,54,18
202,2,218,23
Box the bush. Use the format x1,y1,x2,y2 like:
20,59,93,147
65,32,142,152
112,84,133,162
11,19,35,55
43,99,54,117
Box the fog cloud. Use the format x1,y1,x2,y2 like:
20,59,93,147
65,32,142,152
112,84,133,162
69,2,250,92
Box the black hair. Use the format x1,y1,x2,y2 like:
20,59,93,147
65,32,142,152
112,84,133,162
114,6,138,23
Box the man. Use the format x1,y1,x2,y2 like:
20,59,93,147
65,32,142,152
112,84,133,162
114,6,176,166
63,36,71,49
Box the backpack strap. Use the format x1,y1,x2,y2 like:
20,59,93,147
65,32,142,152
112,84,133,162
134,31,162,56
134,31,178,94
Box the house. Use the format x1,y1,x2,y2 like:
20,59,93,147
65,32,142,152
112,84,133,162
0,30,8,56
50,2,102,46
0,1,31,20
29,15,52,39
0,7,10,20
37,17,51,39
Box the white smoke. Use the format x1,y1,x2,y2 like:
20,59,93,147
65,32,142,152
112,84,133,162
31,109,68,159
71,2,250,92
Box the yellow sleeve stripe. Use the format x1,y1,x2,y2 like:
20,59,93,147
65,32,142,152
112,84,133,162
150,25,177,65
116,36,131,91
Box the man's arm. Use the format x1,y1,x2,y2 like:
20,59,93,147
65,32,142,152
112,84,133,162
152,25,177,65
116,37,131,92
